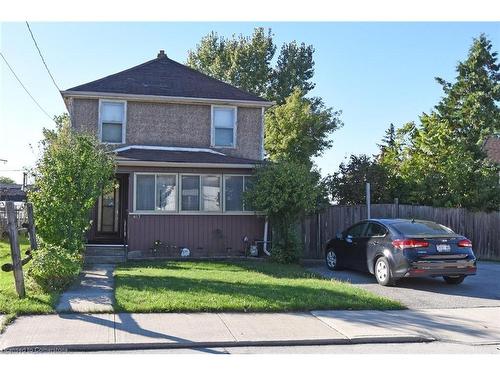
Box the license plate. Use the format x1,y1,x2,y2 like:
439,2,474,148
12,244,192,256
436,244,451,252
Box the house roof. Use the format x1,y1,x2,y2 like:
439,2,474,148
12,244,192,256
0,184,26,202
484,135,500,164
114,146,262,168
63,51,272,105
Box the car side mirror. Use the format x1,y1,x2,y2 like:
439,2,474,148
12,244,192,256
345,234,353,243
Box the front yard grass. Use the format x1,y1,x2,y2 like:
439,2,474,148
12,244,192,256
0,238,58,316
114,260,403,312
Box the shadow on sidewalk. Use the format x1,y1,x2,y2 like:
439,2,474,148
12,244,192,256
60,313,225,354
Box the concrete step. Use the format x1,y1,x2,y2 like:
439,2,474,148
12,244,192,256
85,246,126,257
84,245,126,264
84,255,126,264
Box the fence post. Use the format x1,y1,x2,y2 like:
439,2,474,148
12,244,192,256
394,198,399,218
26,202,38,251
366,182,371,219
6,201,25,298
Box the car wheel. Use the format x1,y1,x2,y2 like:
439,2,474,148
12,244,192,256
325,248,342,270
443,275,466,285
374,257,395,286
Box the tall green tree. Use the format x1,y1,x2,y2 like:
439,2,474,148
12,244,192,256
244,160,326,263
187,28,275,98
29,114,115,251
187,27,316,103
324,154,392,205
0,176,15,184
435,34,500,147
377,123,396,155
267,41,316,103
264,88,342,165
379,35,500,210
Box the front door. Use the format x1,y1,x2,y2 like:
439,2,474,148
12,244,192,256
89,174,128,244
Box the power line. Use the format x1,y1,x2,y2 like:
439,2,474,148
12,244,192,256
0,51,55,123
25,21,61,92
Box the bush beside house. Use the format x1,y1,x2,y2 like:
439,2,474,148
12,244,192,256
27,114,115,291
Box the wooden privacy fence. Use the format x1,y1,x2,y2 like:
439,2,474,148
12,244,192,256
301,204,500,261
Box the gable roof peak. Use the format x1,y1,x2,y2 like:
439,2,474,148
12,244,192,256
63,52,272,105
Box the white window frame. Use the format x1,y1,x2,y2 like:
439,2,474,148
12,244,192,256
131,172,257,215
98,99,127,144
133,173,178,213
223,174,253,213
179,174,201,212
179,173,223,213
201,174,223,212
211,105,237,149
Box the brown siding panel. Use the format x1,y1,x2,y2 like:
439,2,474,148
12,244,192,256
127,214,264,259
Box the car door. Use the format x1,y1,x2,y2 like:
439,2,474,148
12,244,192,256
363,222,388,272
343,222,369,269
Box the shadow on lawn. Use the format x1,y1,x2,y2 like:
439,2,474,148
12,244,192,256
120,259,324,280
114,273,401,312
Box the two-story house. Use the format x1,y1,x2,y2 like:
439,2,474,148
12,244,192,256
61,50,273,262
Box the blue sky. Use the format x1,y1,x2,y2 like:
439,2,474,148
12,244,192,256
1,22,499,183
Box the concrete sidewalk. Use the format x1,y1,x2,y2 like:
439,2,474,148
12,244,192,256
55,265,115,313
1,307,499,352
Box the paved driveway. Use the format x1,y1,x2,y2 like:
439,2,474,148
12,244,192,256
307,261,500,309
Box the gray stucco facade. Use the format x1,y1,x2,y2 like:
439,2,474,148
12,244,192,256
67,98,264,160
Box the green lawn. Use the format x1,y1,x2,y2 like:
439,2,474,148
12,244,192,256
114,260,403,312
0,238,58,316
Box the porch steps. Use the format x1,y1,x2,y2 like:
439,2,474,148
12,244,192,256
84,245,127,264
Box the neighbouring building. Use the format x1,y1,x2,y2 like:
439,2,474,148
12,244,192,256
62,50,273,262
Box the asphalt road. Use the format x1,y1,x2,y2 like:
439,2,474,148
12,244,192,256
306,261,500,309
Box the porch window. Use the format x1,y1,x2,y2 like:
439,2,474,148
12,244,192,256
224,175,253,212
156,175,177,211
135,174,177,212
136,174,155,211
212,106,236,147
181,175,200,211
100,101,126,143
201,175,221,211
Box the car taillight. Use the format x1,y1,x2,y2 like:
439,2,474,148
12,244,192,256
392,239,429,250
458,239,472,247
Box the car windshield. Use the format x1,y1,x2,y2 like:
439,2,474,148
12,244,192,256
392,221,457,237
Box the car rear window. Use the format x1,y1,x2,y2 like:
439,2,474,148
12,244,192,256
392,221,456,236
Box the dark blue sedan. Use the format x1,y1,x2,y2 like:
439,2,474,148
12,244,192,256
325,219,477,286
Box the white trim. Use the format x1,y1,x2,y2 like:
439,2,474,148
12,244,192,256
128,211,259,216
113,145,225,156
61,90,275,108
117,159,257,169
260,106,265,160
98,99,127,144
211,105,237,149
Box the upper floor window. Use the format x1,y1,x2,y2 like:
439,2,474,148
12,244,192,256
212,106,236,148
100,101,126,143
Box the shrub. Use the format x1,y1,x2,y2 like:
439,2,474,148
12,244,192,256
28,243,82,292
29,114,115,251
244,160,326,263
270,225,301,264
